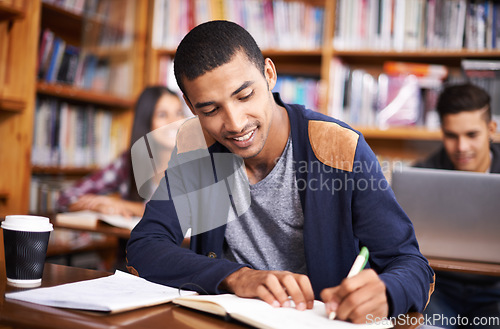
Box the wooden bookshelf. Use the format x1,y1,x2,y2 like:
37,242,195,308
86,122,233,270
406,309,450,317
28,0,149,215
324,0,500,161
0,0,39,217
145,0,329,87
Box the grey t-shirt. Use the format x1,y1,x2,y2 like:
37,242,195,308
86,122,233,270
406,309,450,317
223,136,307,275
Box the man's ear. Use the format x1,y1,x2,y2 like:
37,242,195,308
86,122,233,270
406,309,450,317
488,119,498,139
264,58,277,91
183,94,196,116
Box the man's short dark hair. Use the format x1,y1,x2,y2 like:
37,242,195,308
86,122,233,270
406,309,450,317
437,83,491,122
174,20,265,96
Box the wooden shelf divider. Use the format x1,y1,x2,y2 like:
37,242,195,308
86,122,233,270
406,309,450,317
333,49,500,58
0,96,26,112
36,81,135,108
355,126,443,141
0,2,25,21
32,165,98,176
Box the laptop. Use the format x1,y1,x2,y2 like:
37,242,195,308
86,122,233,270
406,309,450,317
391,167,500,263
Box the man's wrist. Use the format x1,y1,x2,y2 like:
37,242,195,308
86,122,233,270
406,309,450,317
219,266,250,292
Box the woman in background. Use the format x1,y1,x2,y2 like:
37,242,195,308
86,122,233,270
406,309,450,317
57,86,185,216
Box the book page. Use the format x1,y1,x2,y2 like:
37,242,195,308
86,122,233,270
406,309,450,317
98,213,140,230
6,270,196,313
174,294,393,329
55,210,99,228
55,210,140,230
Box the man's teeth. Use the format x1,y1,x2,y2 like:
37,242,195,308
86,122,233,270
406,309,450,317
233,131,253,141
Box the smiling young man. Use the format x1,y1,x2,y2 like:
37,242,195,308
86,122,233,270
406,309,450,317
415,84,500,329
126,20,434,323
416,83,499,173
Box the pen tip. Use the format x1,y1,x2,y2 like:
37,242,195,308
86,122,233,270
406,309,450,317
329,311,336,320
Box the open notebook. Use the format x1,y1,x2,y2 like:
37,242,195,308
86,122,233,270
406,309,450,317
5,270,196,313
173,294,393,329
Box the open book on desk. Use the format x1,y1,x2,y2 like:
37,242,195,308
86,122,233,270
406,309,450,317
173,294,393,329
55,210,141,230
5,270,197,313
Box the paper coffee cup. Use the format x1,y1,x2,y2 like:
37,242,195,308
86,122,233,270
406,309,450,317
1,215,53,288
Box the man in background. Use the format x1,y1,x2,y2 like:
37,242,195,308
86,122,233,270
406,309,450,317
416,83,499,172
415,83,500,328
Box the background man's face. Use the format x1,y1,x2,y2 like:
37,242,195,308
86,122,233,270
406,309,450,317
182,52,275,160
441,109,496,172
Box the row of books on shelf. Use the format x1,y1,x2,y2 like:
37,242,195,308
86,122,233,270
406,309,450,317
328,59,500,129
152,0,324,50
328,59,446,128
334,0,500,51
462,59,500,121
274,75,321,112
29,175,75,214
37,28,132,95
32,97,125,168
42,0,135,48
156,56,322,112
83,0,136,49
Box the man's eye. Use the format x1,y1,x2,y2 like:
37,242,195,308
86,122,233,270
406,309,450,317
240,90,254,101
203,108,218,116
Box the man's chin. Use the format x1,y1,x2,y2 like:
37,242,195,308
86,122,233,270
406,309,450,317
454,162,477,172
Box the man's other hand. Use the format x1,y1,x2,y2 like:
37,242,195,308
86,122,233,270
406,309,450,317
220,267,314,311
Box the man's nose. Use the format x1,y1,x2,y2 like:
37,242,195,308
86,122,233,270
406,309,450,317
224,106,247,133
457,137,469,152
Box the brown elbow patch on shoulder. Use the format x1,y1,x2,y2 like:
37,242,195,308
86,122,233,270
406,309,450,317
176,117,215,154
308,121,359,172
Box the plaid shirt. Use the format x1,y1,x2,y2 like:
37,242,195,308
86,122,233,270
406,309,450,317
56,152,132,211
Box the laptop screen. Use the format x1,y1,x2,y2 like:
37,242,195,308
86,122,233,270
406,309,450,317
391,167,500,263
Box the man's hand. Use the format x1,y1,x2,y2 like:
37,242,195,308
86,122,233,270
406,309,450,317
320,269,388,323
220,267,314,311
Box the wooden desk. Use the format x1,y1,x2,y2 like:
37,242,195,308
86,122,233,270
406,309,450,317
427,256,500,277
0,263,422,329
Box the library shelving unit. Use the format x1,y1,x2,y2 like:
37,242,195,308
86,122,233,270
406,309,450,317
145,0,329,112
324,0,500,162
0,0,148,216
30,0,148,214
325,50,500,161
146,0,500,166
0,0,39,217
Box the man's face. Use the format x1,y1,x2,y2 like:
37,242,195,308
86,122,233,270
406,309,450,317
182,51,276,160
441,108,497,172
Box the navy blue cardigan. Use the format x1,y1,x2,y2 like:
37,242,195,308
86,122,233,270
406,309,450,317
127,94,434,317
